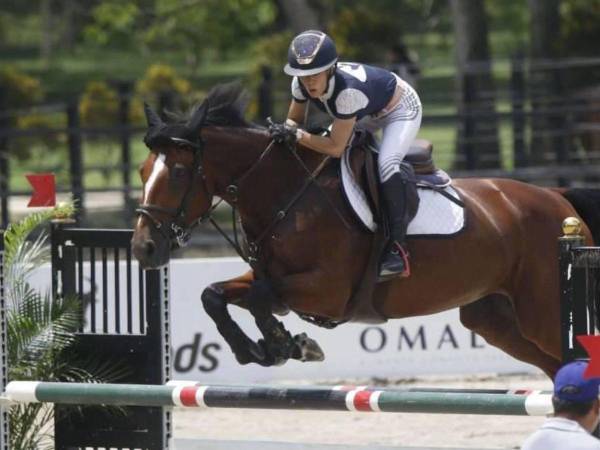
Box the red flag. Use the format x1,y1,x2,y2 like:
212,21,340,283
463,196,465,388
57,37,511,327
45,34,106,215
576,335,600,377
26,173,56,207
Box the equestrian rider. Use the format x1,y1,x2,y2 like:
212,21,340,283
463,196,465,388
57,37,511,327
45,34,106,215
270,30,422,279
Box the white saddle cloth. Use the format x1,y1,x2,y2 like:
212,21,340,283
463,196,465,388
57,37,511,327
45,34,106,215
340,150,465,236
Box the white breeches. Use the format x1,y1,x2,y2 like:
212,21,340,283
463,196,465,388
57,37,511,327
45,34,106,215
358,76,422,182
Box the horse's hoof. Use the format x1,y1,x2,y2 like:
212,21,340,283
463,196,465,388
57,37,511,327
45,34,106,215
257,339,287,367
235,341,267,365
292,333,325,362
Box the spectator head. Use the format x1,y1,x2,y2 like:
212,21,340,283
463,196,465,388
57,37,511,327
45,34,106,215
552,360,600,431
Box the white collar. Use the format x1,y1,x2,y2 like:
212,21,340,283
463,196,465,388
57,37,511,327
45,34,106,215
319,73,336,101
542,417,590,433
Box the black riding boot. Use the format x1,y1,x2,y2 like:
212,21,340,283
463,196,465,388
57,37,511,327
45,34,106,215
379,172,411,279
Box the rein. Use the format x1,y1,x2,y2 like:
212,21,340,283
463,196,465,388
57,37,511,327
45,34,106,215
137,134,348,275
219,140,338,268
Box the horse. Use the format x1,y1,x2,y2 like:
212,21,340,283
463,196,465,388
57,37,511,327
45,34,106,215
131,83,600,378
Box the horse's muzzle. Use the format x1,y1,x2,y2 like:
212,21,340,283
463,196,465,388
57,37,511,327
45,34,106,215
131,227,171,269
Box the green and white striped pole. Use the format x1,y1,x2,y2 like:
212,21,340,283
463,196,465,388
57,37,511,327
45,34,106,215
3,381,553,416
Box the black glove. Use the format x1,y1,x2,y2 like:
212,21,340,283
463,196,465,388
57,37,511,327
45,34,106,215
267,118,298,146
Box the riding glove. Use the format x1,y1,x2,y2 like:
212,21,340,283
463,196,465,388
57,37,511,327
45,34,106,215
267,118,300,146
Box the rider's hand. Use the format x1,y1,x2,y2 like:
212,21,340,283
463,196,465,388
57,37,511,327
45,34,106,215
267,118,301,146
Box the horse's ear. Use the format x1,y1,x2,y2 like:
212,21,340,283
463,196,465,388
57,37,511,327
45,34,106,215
144,102,163,128
188,101,209,132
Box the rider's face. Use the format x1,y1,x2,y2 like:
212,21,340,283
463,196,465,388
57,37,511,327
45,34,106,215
299,71,329,98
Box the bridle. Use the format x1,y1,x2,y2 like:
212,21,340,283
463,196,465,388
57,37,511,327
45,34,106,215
136,129,284,265
136,136,214,249
136,129,350,272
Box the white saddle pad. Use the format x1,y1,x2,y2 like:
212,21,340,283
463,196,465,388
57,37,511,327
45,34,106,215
340,150,465,236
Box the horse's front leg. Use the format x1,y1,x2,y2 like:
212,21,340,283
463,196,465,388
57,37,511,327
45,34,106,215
252,266,354,364
245,279,324,364
201,271,274,366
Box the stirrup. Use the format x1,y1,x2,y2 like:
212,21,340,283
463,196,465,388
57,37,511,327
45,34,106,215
379,242,410,280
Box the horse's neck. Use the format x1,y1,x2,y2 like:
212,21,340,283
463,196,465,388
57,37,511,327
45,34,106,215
205,127,309,234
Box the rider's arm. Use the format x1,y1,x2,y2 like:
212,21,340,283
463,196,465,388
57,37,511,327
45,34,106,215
287,100,307,125
297,117,356,158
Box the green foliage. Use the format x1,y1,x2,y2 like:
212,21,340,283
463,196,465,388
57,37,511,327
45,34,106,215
4,209,64,449
3,205,129,449
9,113,63,161
143,0,276,69
137,63,191,97
79,81,119,126
486,1,528,55
329,6,400,62
0,66,54,161
561,0,600,57
136,63,206,112
79,80,144,128
326,0,451,63
246,31,292,118
0,66,43,107
84,2,141,49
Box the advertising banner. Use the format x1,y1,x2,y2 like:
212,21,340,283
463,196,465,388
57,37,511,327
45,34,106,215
168,259,539,382
29,258,540,383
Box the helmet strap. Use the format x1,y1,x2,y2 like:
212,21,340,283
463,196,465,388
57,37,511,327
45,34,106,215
323,65,336,94
328,64,336,78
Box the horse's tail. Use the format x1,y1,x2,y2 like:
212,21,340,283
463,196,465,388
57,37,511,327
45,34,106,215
561,188,600,245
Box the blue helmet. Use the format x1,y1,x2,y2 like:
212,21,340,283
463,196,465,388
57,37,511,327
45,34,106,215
284,30,338,77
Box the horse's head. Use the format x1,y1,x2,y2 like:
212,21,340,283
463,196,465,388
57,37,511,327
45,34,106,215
132,101,211,269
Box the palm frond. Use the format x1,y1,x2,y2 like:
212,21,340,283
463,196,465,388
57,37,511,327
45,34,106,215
6,232,50,293
8,293,81,378
61,355,133,383
4,201,76,275
3,210,54,268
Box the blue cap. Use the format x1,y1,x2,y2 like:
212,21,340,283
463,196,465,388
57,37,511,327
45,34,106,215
554,361,600,402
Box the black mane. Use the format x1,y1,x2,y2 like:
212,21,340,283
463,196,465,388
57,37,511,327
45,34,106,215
144,82,257,148
202,82,253,128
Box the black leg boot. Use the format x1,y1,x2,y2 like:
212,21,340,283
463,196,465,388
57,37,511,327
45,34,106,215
379,172,411,279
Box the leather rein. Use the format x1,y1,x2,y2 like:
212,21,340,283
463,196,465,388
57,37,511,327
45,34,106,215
136,134,348,273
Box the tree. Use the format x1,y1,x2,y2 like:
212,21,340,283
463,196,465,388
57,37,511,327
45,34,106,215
274,0,320,34
449,0,501,169
142,0,276,72
527,0,563,164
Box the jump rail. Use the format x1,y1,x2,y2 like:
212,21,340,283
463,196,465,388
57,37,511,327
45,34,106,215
2,381,553,416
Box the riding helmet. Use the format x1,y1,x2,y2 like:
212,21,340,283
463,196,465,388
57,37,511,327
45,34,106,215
284,30,338,77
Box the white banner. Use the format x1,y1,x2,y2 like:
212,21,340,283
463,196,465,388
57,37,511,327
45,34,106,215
168,259,540,382
28,258,540,383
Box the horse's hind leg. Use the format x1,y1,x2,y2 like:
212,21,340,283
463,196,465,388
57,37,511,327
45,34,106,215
460,294,561,378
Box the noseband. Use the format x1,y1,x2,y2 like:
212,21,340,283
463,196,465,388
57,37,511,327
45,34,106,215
136,136,211,248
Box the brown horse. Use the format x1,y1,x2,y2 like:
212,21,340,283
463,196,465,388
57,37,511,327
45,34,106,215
132,84,600,378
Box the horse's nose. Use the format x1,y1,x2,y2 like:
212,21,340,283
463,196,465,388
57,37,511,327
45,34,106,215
144,239,156,256
131,236,156,268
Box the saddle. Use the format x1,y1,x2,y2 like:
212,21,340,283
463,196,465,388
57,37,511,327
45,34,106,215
342,129,459,324
346,129,452,228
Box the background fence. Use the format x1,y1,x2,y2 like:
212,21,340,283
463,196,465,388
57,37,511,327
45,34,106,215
1,56,599,233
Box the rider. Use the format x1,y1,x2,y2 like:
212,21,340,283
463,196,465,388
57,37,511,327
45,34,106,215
271,30,422,279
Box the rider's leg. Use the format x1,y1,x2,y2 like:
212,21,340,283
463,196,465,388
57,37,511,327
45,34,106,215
380,171,412,277
377,90,422,278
